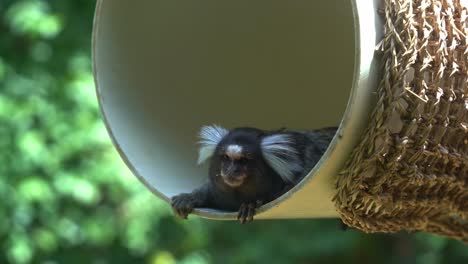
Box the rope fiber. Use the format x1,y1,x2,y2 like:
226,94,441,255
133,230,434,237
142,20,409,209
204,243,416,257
334,0,467,242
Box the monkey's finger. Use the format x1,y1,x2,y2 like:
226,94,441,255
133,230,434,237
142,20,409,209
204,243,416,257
247,203,255,223
180,209,190,219
173,206,185,218
172,205,190,219
240,212,247,224
237,203,248,224
172,201,181,210
178,212,187,219
171,196,183,208
181,212,189,219
238,208,247,224
173,209,184,219
180,202,194,218
182,207,193,219
171,203,184,218
237,203,245,220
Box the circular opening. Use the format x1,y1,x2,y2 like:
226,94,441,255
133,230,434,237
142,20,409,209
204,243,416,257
93,0,357,218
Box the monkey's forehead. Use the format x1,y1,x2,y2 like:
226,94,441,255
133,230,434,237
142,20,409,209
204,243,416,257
224,144,243,159
219,138,259,149
225,128,264,140
220,143,252,152
222,131,261,143
218,141,258,156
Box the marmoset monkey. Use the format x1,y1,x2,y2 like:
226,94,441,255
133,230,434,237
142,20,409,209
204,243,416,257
171,125,337,223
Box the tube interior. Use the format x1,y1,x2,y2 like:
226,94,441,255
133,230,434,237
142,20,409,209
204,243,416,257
94,0,355,204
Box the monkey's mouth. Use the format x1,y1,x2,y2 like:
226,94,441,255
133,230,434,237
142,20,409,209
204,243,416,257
222,174,247,188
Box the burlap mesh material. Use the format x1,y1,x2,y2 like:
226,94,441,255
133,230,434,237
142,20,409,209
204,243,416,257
334,0,467,242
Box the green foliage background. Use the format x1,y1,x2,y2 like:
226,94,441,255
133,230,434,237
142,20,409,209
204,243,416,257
0,1,466,263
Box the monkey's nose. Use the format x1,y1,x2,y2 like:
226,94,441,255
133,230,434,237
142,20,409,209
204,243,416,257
221,168,242,177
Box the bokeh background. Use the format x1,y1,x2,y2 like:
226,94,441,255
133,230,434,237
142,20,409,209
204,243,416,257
0,1,466,263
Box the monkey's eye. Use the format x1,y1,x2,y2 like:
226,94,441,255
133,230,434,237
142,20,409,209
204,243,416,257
221,154,229,160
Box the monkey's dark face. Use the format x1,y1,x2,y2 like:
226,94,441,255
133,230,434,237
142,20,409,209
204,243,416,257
199,126,299,192
218,144,251,187
212,128,265,188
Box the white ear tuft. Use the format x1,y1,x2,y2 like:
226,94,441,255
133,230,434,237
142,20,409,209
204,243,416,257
261,134,302,183
197,125,229,164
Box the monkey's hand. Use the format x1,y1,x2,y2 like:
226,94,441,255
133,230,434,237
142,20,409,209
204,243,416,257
237,200,262,224
171,193,199,219
171,185,210,219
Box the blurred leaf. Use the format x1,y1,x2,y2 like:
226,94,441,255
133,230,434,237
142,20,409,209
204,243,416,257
179,252,210,264
151,251,176,264
82,210,116,246
7,236,33,264
6,0,63,38
0,95,15,118
19,131,45,162
55,217,81,245
0,57,5,80
30,41,53,62
18,177,53,202
33,228,58,252
53,173,100,205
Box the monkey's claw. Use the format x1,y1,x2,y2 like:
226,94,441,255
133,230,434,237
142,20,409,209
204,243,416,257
171,193,196,219
237,200,262,224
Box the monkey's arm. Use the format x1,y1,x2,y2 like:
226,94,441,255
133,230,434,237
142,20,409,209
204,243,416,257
171,183,212,219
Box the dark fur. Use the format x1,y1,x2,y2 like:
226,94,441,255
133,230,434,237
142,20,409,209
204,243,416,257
171,126,337,222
